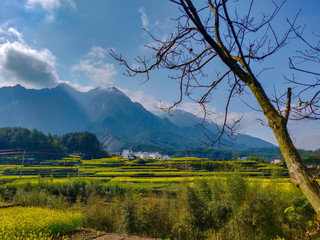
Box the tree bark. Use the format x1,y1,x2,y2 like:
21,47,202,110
248,79,320,220
271,118,320,220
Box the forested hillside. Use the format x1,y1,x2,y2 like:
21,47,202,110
0,127,108,159
0,84,276,152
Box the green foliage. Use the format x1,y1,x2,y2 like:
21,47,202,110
3,179,126,206
0,176,317,239
61,131,108,159
0,127,109,161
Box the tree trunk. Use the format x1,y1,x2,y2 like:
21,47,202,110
248,79,320,220
149,0,320,219
240,77,320,220
270,118,320,220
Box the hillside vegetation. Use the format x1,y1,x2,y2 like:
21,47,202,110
0,129,319,239
0,127,108,160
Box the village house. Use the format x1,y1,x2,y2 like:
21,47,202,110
121,150,171,160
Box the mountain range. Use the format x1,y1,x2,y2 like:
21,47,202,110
0,84,276,152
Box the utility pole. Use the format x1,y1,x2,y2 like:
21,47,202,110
19,149,26,182
185,149,188,185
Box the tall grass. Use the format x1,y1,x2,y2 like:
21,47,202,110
1,177,318,239
77,176,316,239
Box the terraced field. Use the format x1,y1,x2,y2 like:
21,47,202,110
0,156,288,189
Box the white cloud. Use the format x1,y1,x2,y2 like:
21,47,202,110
138,8,150,31
137,8,171,33
0,26,59,89
72,47,117,88
0,25,25,44
139,34,169,54
26,0,76,22
7,27,24,43
61,81,94,92
119,88,162,110
26,0,61,10
154,17,172,30
136,7,172,54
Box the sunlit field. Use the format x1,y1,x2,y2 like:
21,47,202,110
0,156,292,195
0,156,317,239
0,207,83,240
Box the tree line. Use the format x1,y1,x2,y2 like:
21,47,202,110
0,127,108,159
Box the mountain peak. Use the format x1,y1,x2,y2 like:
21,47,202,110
0,85,276,151
14,84,24,88
98,86,122,93
54,83,77,91
88,86,126,97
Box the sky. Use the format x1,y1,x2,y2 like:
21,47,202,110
0,0,319,150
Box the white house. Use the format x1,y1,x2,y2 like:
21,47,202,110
122,150,171,160
136,152,150,159
150,152,161,159
271,159,282,164
122,149,135,159
161,155,171,160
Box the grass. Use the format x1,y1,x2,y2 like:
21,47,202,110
0,206,83,240
94,171,263,177
81,158,124,166
3,166,79,177
110,176,196,183
171,157,208,161
9,177,112,185
0,175,38,182
0,165,21,169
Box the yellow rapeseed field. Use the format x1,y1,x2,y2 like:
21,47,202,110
0,206,83,240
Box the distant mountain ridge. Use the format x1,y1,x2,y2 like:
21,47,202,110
0,84,276,151
159,109,276,149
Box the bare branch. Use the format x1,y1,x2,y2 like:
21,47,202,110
284,87,292,124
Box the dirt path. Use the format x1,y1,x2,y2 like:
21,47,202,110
94,233,159,240
66,229,160,240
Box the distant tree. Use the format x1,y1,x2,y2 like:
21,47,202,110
112,1,320,218
0,127,108,160
61,132,108,159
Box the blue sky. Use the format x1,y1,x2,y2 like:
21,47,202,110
0,0,319,150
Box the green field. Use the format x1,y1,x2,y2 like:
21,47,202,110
0,155,317,240
0,156,289,188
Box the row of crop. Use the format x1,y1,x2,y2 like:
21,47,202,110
77,167,180,176
94,171,264,178
3,167,78,177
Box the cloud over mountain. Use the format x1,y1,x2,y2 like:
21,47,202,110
0,27,59,89
72,47,117,88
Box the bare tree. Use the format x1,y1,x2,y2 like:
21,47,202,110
111,0,320,218
287,28,320,120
